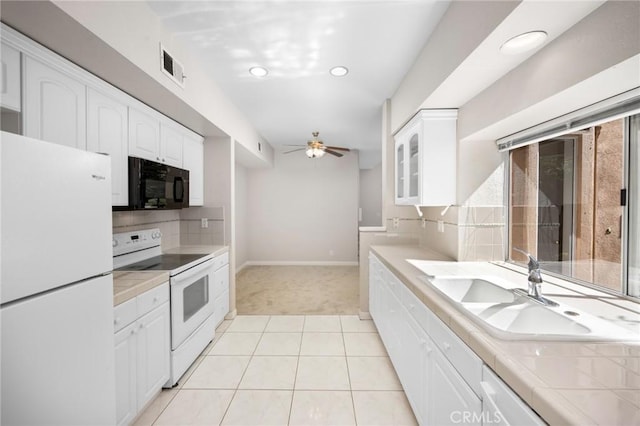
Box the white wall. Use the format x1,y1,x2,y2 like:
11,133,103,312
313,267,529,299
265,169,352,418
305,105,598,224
203,137,237,315
458,1,640,143
235,163,249,271
359,163,382,227
390,1,518,133
246,151,359,263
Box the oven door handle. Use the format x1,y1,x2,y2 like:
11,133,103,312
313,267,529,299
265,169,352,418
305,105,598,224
171,258,214,287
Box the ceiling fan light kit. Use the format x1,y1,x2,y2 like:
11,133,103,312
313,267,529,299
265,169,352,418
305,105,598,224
306,147,325,158
283,132,351,159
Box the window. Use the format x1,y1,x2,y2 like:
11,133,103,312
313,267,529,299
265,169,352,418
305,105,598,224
507,113,639,298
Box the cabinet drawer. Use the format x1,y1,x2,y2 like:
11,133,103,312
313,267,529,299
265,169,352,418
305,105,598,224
430,314,482,396
114,298,137,333
400,284,433,333
137,282,169,317
212,252,229,271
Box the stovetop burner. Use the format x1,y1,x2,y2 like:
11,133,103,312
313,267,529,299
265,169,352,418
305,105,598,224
115,253,207,272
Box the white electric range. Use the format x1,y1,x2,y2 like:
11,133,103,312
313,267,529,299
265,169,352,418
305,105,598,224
113,228,220,387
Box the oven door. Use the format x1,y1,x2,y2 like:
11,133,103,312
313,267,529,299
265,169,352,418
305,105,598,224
170,258,215,350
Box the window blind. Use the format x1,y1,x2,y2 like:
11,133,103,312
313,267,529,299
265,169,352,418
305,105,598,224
496,87,640,152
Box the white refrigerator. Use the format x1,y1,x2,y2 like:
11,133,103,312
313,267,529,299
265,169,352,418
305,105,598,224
1,132,116,425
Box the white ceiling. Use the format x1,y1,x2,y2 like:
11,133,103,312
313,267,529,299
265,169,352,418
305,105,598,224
147,0,450,167
147,0,606,169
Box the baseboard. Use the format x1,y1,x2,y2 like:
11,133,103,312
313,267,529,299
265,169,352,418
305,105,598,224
244,260,359,266
224,309,237,320
235,261,249,274
358,311,372,320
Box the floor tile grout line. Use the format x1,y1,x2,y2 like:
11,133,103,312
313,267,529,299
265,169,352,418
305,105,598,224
341,327,360,425
287,316,307,425
214,316,265,426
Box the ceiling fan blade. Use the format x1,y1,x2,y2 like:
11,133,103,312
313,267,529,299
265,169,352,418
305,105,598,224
325,146,350,151
283,148,306,154
283,144,306,147
324,149,344,157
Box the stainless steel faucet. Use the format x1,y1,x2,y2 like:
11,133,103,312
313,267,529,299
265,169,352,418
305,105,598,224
513,248,558,307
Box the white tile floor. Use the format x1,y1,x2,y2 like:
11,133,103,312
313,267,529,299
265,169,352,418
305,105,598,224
134,315,417,426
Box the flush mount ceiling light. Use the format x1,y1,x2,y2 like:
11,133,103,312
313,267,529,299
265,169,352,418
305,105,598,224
329,66,349,77
249,66,268,77
500,31,548,55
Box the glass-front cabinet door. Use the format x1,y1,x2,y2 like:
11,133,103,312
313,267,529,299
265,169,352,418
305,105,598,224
396,142,405,200
394,109,457,206
408,134,420,199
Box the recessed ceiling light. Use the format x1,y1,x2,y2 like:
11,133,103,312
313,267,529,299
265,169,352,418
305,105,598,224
500,31,548,55
330,66,349,77
249,66,268,77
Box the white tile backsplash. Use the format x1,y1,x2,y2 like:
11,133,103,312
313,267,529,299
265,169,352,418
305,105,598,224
112,206,226,251
418,205,506,262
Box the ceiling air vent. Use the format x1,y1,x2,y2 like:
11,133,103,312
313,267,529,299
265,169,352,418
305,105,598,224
160,44,185,88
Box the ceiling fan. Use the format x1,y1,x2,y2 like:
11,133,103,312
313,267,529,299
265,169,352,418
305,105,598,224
283,132,351,158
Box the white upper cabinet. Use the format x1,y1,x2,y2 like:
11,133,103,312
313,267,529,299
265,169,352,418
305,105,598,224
23,56,87,150
129,107,184,168
128,107,161,162
394,109,457,206
159,122,184,168
1,42,21,112
183,133,204,206
87,87,129,206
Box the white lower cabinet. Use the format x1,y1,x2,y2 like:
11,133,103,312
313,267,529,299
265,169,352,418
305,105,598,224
212,255,230,326
369,252,542,426
481,366,545,426
401,308,431,425
114,283,170,426
430,347,481,426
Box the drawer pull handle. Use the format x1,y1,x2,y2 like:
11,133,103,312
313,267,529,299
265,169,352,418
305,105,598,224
153,296,158,302
130,329,136,335
114,317,119,324
443,342,451,351
139,323,144,329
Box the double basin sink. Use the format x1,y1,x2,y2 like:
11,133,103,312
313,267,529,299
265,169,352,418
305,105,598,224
408,263,638,341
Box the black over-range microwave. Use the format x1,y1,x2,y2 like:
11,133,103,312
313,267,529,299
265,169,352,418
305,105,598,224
116,156,190,210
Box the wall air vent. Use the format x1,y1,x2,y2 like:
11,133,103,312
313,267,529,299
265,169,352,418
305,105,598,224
160,44,185,88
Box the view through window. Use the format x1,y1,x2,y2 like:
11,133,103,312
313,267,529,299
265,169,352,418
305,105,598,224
509,115,639,297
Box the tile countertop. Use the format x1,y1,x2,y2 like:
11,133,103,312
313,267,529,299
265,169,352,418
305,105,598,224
113,245,229,306
370,244,640,426
163,245,228,256
113,271,170,306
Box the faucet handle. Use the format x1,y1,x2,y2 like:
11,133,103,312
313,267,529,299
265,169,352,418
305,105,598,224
513,247,540,271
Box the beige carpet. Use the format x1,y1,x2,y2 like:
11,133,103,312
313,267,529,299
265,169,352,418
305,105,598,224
235,265,359,315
